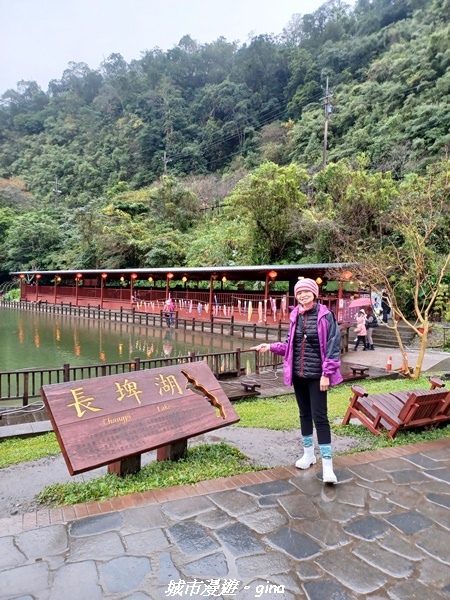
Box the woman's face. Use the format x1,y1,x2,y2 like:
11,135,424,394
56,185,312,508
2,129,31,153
296,289,315,309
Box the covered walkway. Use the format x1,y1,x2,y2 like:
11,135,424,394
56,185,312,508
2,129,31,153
13,263,358,324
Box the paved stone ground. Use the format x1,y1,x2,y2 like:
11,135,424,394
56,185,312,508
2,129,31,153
1,438,450,599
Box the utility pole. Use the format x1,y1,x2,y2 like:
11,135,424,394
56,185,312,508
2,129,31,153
53,177,61,208
162,151,171,175
322,76,332,170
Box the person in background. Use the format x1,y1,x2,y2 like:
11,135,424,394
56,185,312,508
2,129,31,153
365,307,378,350
354,309,367,351
168,298,175,323
251,278,342,484
373,297,381,318
381,289,390,323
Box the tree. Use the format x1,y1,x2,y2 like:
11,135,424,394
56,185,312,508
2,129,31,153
225,161,307,263
185,215,252,267
144,231,189,268
309,157,397,249
339,158,450,378
3,211,62,270
148,176,201,233
94,204,151,269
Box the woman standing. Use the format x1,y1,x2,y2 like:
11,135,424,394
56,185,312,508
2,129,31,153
252,278,342,484
365,307,378,350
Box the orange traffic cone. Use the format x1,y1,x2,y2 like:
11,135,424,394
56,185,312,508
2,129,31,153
386,356,392,371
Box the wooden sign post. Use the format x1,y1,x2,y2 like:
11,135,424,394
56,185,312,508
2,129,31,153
41,362,240,477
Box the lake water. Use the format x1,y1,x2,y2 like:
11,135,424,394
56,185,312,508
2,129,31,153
0,308,255,371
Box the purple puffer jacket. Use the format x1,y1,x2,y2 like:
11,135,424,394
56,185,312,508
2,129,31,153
270,303,343,387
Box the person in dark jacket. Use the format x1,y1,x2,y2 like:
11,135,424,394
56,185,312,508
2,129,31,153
365,307,378,350
381,289,390,323
251,278,342,484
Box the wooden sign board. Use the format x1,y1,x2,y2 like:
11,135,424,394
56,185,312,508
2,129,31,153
41,362,240,475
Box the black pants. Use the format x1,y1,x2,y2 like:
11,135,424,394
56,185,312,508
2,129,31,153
292,376,331,445
354,335,366,350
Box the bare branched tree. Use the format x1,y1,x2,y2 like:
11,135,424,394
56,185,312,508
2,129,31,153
338,159,450,378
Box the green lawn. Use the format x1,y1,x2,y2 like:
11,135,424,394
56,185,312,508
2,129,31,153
233,375,444,429
37,442,262,507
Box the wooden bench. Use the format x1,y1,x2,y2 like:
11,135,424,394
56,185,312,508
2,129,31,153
241,379,262,393
350,365,369,376
342,377,450,438
340,368,369,383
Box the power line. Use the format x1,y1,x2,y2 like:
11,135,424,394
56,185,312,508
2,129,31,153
160,77,431,172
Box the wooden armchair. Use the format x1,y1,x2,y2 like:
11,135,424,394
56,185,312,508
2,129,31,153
342,377,450,439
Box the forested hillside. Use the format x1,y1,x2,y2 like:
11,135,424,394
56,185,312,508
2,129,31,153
0,0,449,278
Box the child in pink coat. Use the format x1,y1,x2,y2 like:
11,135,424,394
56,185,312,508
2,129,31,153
354,309,367,351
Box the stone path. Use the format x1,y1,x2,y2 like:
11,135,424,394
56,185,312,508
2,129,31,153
1,438,450,599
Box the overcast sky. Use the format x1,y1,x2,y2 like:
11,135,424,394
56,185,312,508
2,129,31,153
0,0,329,95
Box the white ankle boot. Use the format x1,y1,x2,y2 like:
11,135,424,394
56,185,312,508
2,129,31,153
322,458,337,484
295,445,316,469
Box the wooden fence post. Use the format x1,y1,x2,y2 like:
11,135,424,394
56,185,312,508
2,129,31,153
23,372,29,406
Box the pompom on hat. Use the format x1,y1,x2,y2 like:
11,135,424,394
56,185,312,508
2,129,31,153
294,278,319,298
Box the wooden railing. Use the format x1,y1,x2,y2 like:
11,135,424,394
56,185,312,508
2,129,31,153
0,348,284,407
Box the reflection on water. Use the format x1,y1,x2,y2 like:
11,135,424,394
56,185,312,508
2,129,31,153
162,331,173,357
0,309,256,371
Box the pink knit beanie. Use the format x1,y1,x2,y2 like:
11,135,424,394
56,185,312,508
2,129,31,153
294,278,319,298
